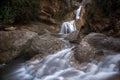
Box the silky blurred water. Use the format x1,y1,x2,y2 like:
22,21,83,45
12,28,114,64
0,46,120,80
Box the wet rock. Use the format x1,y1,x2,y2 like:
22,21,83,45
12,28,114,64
19,23,59,35
65,31,79,42
0,29,37,63
4,26,16,31
74,33,120,63
0,30,66,63
25,33,66,60
84,33,120,51
106,74,120,80
0,63,6,68
117,61,120,72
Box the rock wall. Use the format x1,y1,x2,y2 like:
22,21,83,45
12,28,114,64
82,0,120,37
38,0,82,24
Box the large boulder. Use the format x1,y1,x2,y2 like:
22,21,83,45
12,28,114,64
0,30,66,63
0,29,37,63
74,33,120,63
65,31,80,43
18,22,60,35
24,33,66,59
65,30,85,43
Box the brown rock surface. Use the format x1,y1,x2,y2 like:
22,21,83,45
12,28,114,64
0,29,66,63
65,31,79,42
24,33,66,59
83,0,120,37
74,33,120,63
0,29,37,63
38,0,82,23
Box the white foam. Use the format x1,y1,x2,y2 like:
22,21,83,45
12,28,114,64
2,1,120,79
59,2,83,34
5,51,120,80
76,5,82,19
59,20,76,34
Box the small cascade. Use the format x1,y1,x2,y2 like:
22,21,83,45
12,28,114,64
1,38,120,80
1,49,120,80
59,20,76,34
59,5,83,34
1,47,74,80
76,5,82,19
0,0,120,80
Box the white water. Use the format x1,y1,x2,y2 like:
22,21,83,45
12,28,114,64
1,0,120,80
76,5,82,19
59,4,82,34
3,47,120,80
59,20,76,34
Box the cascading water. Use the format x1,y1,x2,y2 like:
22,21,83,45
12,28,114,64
0,0,120,80
76,5,82,19
59,20,76,34
59,4,83,34
1,46,120,80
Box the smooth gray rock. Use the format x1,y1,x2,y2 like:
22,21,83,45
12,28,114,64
0,30,66,63
25,34,66,60
0,29,37,63
74,33,120,63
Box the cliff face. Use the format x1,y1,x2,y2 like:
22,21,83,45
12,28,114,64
38,0,82,24
0,0,82,25
1,0,120,37
83,0,120,37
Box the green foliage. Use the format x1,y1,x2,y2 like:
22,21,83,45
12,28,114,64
1,2,15,24
0,0,41,24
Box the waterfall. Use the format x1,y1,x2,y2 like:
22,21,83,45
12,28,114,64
59,5,83,34
0,0,120,80
76,5,82,19
59,20,76,34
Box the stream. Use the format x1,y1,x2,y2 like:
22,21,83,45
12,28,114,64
0,0,120,80
0,37,120,80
